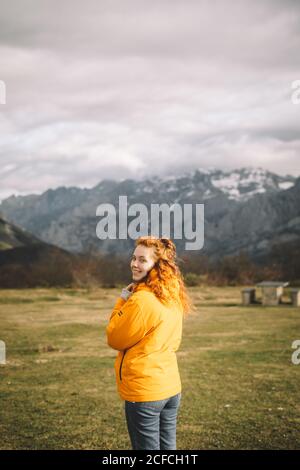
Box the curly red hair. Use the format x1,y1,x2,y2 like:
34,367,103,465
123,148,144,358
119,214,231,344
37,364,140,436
132,235,193,317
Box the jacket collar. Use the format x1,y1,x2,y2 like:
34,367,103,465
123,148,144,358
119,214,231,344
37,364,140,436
133,281,152,293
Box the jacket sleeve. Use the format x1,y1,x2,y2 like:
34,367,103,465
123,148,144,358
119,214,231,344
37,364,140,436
106,295,146,351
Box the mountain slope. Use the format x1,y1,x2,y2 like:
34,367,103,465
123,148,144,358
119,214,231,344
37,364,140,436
0,167,298,259
205,176,300,261
0,216,77,288
0,216,41,250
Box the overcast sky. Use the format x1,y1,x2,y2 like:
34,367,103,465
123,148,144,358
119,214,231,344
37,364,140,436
0,0,300,201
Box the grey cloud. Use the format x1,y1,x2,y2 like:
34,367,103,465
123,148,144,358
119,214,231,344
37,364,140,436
0,0,300,201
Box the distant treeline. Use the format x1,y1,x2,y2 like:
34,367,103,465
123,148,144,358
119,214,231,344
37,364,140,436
180,239,300,286
0,240,299,288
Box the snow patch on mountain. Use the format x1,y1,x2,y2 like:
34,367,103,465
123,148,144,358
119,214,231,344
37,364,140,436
209,167,295,201
140,167,296,202
278,181,294,190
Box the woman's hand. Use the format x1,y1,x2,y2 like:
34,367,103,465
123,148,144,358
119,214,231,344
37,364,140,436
125,282,136,292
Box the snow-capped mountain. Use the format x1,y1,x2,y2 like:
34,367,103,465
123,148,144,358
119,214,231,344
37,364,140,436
209,167,295,201
0,167,298,259
141,167,296,202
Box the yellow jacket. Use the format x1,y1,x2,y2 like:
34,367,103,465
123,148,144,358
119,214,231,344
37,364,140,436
106,282,183,401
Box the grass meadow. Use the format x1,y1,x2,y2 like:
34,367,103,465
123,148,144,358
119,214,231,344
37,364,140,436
0,286,299,450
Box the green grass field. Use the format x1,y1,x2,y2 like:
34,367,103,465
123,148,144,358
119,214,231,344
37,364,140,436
0,286,299,450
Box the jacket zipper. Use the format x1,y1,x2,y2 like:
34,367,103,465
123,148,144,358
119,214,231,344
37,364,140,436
119,349,127,381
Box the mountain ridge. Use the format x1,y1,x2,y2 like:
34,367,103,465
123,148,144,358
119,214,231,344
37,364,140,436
0,166,299,260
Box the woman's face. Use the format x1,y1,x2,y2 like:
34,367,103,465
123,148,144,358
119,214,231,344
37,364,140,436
131,245,156,282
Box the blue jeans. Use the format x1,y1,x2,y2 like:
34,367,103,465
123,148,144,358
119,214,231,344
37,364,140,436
124,393,181,450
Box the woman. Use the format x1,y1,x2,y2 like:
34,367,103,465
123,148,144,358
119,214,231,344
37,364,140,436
106,236,193,450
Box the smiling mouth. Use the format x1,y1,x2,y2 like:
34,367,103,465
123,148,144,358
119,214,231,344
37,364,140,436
132,270,141,273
